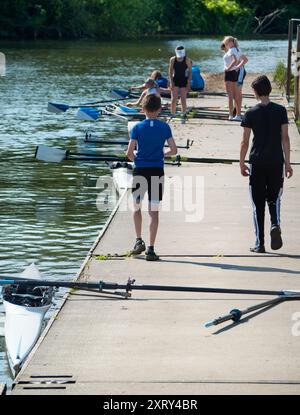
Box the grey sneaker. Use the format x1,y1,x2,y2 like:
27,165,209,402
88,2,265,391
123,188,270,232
145,248,160,261
130,239,146,255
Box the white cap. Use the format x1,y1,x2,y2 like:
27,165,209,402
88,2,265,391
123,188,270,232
175,47,186,59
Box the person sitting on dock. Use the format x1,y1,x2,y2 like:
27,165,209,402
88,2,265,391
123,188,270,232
240,75,293,253
126,94,177,261
150,70,169,89
127,78,169,108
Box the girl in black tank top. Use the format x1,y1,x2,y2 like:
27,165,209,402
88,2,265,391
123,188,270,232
173,57,189,88
169,46,192,114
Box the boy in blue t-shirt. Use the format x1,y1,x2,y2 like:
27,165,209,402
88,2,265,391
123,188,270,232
126,94,177,261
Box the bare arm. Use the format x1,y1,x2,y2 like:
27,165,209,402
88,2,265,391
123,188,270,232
127,90,146,107
281,123,293,178
240,127,251,176
169,58,175,88
236,54,248,70
187,58,193,90
130,84,145,91
126,139,137,161
225,54,238,71
164,137,177,157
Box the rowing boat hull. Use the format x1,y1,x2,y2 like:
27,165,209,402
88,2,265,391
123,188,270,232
2,263,53,377
3,299,51,377
112,166,133,194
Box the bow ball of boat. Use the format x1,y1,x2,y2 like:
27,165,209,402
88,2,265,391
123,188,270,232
2,263,54,377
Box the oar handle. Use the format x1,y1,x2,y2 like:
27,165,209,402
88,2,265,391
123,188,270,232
204,296,286,328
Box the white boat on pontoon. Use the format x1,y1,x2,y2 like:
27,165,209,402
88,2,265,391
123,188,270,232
111,162,133,195
2,263,54,377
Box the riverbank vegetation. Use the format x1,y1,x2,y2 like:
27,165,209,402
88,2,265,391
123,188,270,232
0,0,299,40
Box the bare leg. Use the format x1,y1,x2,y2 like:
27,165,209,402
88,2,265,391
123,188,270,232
180,87,188,113
171,87,179,114
133,201,142,238
148,203,159,246
233,82,241,116
225,81,234,116
235,84,243,116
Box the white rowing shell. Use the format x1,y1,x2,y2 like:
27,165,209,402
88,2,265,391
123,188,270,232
112,167,133,195
3,263,52,377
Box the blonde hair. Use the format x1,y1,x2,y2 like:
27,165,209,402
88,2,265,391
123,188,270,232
151,70,162,80
222,36,239,51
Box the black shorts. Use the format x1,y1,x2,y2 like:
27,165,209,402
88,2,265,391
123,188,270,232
173,77,188,88
132,167,164,202
224,70,239,82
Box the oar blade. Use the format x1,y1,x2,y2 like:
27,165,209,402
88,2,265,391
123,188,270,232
110,89,130,99
115,105,139,115
35,145,68,163
47,102,70,113
76,107,101,121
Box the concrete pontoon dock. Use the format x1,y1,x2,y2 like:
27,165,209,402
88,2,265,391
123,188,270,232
12,91,300,395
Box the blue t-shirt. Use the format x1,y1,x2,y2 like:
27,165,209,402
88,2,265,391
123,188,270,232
130,119,172,168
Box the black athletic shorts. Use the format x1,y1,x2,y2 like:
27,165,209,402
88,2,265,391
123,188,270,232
173,77,188,88
132,167,164,202
224,69,239,82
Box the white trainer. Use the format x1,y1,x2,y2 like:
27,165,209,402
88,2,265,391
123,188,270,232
232,115,242,121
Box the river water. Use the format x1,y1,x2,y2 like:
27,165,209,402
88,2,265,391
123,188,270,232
0,36,288,388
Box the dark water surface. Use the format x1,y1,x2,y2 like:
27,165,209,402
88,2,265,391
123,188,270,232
0,37,288,387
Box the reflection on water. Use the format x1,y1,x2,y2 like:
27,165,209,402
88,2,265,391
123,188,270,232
0,37,288,389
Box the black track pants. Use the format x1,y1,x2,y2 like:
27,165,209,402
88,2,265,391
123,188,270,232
249,164,284,247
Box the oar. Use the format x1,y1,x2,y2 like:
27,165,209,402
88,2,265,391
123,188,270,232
35,145,128,163
187,111,234,120
84,134,193,150
1,277,299,298
174,155,238,164
34,145,235,165
204,296,297,328
76,106,175,122
47,94,139,114
76,107,129,121
174,155,300,166
198,91,257,99
110,89,139,100
35,146,300,166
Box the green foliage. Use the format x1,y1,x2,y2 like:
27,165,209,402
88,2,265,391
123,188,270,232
0,0,299,39
273,61,294,94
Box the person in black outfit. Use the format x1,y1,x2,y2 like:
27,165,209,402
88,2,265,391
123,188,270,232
168,45,192,115
240,75,293,253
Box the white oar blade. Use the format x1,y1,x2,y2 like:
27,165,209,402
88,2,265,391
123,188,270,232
76,108,100,121
47,102,69,113
115,105,139,115
35,145,67,163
